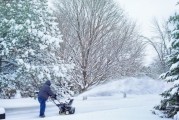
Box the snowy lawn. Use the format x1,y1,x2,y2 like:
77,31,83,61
0,77,173,120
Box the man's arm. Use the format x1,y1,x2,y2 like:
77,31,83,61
47,86,55,98
47,86,57,99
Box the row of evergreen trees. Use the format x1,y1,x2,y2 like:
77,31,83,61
0,0,74,98
154,2,179,118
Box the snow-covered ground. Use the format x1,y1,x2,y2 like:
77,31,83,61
0,77,173,120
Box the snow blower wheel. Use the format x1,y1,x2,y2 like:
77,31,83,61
65,111,69,115
59,108,63,115
69,107,75,114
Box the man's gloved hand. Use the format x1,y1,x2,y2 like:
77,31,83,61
53,94,57,100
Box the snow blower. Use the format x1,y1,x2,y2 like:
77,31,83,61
51,98,75,115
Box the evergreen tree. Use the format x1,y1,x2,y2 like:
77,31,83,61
0,0,74,98
154,10,179,118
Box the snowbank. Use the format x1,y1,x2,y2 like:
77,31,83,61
0,107,5,120
79,77,171,97
0,107,5,114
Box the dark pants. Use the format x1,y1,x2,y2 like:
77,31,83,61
38,97,47,116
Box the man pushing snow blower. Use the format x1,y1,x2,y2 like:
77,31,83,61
38,80,56,118
38,80,75,118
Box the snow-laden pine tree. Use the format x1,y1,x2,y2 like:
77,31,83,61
154,11,179,118
0,0,74,98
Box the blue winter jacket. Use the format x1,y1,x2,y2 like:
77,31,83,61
38,80,55,100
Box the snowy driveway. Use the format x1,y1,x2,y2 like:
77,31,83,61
2,94,172,120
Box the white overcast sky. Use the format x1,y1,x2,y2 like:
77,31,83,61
114,0,178,65
114,0,178,37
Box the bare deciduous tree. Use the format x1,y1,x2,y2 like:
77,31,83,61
53,0,144,92
142,18,171,75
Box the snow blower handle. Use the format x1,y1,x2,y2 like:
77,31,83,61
50,95,62,106
50,94,57,100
